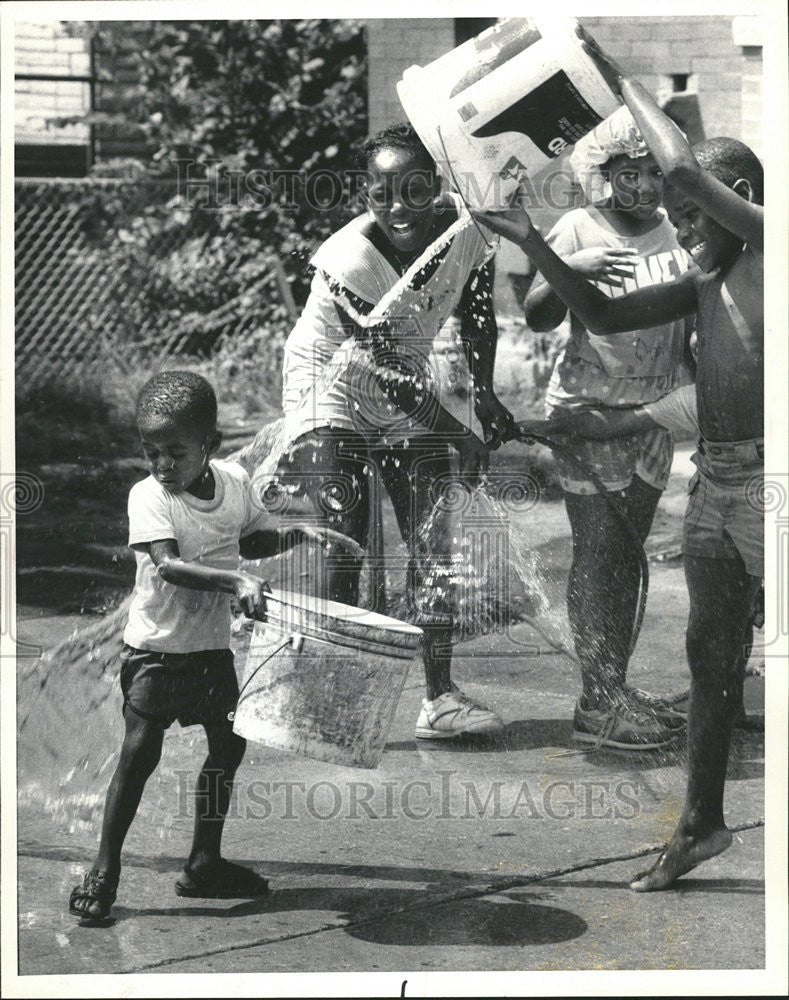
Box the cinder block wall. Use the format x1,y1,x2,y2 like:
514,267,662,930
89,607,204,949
91,24,154,161
15,20,155,165
580,15,762,159
368,16,762,153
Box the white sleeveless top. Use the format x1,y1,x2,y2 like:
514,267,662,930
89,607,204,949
281,197,496,446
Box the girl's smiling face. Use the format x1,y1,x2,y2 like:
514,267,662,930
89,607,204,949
607,152,665,221
364,146,441,257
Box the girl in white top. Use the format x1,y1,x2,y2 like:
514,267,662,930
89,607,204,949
522,107,692,749
272,123,515,740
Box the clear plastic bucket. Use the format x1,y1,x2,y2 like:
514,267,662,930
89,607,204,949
232,591,422,769
397,17,621,210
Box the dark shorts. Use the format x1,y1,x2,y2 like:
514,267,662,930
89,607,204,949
120,644,239,728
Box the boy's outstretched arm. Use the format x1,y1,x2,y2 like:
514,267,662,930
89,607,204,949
239,525,365,560
518,406,659,441
525,247,640,331
583,35,763,250
474,204,698,335
138,539,268,619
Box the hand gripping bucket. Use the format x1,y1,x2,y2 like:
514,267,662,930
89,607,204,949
397,17,622,210
231,591,423,769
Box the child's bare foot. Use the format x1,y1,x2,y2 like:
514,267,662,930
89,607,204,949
630,826,733,892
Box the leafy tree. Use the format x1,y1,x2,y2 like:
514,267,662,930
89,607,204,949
71,20,369,371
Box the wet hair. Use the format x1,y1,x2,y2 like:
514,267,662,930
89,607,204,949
692,137,763,205
358,121,436,175
135,370,217,436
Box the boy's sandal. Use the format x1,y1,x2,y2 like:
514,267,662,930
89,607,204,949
69,870,118,923
174,859,269,899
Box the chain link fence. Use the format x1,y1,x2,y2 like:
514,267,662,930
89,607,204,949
15,177,296,391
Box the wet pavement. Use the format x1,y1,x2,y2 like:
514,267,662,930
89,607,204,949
7,448,785,996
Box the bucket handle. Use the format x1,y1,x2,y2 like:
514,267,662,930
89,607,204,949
436,125,497,251
228,632,304,721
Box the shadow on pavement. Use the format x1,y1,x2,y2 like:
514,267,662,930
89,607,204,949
19,842,522,887
106,886,588,948
343,892,587,946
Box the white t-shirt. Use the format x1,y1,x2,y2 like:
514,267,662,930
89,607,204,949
642,383,699,438
124,460,270,653
533,206,690,385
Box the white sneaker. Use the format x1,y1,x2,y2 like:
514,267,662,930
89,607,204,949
415,684,504,740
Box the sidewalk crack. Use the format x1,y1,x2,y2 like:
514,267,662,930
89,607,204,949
120,817,764,973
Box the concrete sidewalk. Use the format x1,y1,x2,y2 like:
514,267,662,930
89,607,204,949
10,451,777,994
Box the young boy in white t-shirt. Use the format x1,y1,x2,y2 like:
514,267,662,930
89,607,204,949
69,371,357,924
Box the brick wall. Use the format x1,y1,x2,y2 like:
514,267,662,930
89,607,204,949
14,22,91,146
579,15,762,157
367,15,763,158
91,23,154,162
367,19,456,134
14,20,154,172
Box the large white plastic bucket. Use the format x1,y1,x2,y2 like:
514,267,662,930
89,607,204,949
397,17,621,210
232,590,423,769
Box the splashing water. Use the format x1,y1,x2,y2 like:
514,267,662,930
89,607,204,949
17,219,571,835
230,219,574,658
16,595,266,840
411,483,576,658
18,597,186,839
18,597,130,833
232,215,486,492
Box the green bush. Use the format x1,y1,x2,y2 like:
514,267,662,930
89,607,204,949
86,18,368,319
21,20,370,428
16,374,140,465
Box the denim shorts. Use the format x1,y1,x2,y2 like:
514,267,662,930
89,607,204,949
120,645,238,728
682,438,763,577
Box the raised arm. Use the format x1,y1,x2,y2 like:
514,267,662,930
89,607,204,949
473,205,698,335
583,34,764,250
